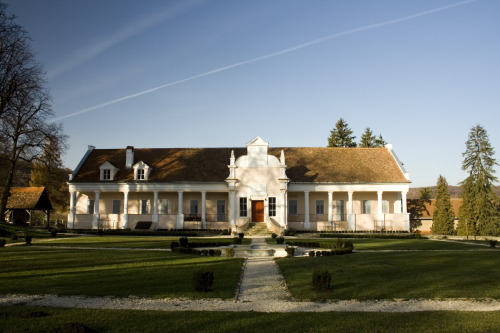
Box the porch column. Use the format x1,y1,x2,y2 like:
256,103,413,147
377,190,384,219
280,189,287,229
68,191,76,229
177,191,184,229
401,191,407,213
229,190,236,230
328,191,333,223
304,191,310,230
152,191,159,224
93,191,100,229
123,191,129,229
201,191,206,229
347,191,354,230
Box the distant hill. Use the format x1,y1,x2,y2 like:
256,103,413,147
408,185,500,199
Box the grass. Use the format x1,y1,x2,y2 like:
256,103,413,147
276,250,500,300
0,306,499,333
30,235,250,248
0,247,243,299
275,237,490,250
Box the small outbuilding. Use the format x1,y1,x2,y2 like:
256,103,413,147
1,187,53,226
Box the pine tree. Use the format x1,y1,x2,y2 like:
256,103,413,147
457,125,499,236
409,187,432,231
359,128,376,147
374,134,387,147
431,175,455,235
327,118,357,147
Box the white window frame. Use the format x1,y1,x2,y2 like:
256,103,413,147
159,199,169,215
87,199,95,214
102,169,111,180
190,200,199,215
269,197,276,217
140,199,150,215
112,200,121,214
362,200,372,214
136,169,145,180
316,200,324,215
239,197,248,217
288,199,298,215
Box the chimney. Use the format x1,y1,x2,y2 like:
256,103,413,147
126,146,134,169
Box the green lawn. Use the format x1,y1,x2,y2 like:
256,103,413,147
277,250,500,300
0,247,243,299
0,306,499,333
30,235,250,248
281,238,489,250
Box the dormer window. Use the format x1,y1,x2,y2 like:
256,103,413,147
99,161,119,181
133,161,151,181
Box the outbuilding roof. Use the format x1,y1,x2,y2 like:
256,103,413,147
1,187,53,210
71,146,409,184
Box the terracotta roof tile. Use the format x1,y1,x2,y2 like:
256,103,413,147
72,147,409,184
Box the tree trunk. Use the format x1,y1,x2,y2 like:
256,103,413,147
0,158,16,222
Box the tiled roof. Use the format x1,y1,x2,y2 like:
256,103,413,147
0,187,53,210
71,147,409,184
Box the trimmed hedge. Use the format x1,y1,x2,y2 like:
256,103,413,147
319,233,414,239
173,247,222,257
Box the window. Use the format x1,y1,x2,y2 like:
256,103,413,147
140,199,150,214
239,197,247,217
136,169,145,180
190,200,199,215
159,199,169,215
316,200,324,215
289,199,298,215
217,200,226,222
362,200,372,214
335,200,345,221
102,169,111,180
382,200,389,214
87,199,95,214
269,197,276,217
112,200,121,214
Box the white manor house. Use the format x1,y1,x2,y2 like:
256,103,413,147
67,137,411,233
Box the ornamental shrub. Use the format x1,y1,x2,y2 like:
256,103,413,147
308,250,315,257
201,249,209,256
97,229,104,236
10,234,18,241
193,270,214,292
0,239,6,247
170,241,180,251
25,235,32,245
312,269,332,291
489,240,497,248
276,236,285,244
225,248,235,257
51,229,58,237
285,246,295,257
208,249,215,257
179,236,189,247
214,249,222,257
271,233,278,239
232,237,242,244
238,233,244,239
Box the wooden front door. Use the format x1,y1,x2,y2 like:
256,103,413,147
252,201,265,222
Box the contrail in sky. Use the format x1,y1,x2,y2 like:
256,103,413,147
52,0,476,122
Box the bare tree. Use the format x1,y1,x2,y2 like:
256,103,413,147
0,3,66,222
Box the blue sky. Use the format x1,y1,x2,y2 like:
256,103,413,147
4,0,500,188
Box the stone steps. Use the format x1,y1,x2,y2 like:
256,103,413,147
245,223,273,236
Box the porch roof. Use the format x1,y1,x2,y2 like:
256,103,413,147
71,147,410,184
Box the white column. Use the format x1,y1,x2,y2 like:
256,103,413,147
304,191,310,230
177,191,184,229
401,191,407,213
123,191,129,229
68,191,76,229
201,191,206,229
347,191,354,230
152,191,159,224
229,190,236,230
93,191,100,229
328,191,333,223
377,190,383,218
280,189,287,229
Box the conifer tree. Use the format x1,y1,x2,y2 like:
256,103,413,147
374,134,387,147
457,125,499,236
431,175,455,235
359,128,376,147
327,118,357,147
